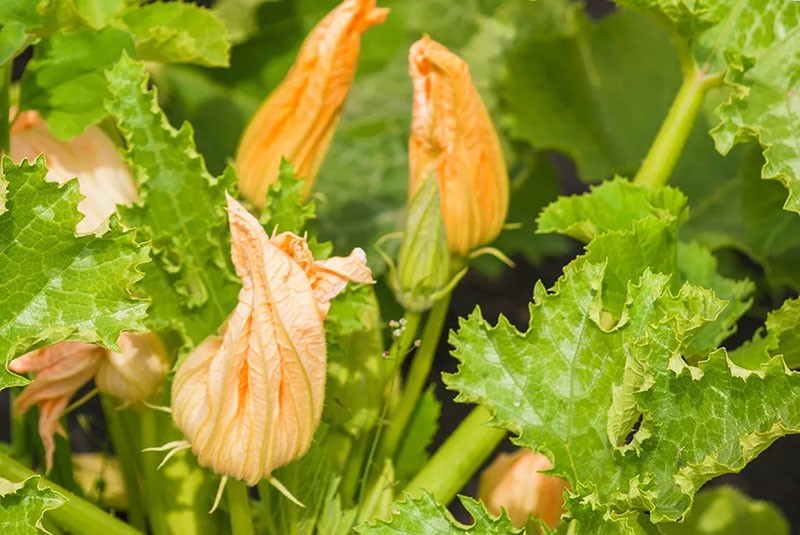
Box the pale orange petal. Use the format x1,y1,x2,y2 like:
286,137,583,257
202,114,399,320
173,196,329,484
236,0,388,207
95,332,169,402
9,343,104,470
10,110,138,234
478,449,568,529
408,36,509,256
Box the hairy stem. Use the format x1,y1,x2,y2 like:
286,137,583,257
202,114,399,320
0,452,141,535
378,292,452,462
404,406,506,504
633,65,723,189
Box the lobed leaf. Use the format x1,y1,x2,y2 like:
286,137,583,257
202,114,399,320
0,477,64,534
104,54,239,348
356,492,521,534
0,157,148,388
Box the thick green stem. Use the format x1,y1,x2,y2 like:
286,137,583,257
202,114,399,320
140,409,168,535
0,452,141,535
633,66,722,189
226,480,255,535
379,293,452,462
0,61,10,154
101,397,146,532
404,406,506,504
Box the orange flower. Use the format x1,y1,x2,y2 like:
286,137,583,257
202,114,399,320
478,449,568,529
235,0,388,207
10,110,138,234
171,195,372,484
9,343,105,471
408,36,509,256
10,334,169,471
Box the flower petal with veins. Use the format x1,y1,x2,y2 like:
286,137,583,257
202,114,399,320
172,195,373,484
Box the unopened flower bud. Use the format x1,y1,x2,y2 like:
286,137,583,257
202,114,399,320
388,175,459,312
95,333,169,403
478,449,568,529
408,36,509,256
171,195,373,484
235,0,388,207
10,110,138,234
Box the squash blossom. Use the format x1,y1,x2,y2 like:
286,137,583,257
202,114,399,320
10,110,138,234
408,36,509,256
235,0,389,207
478,449,568,529
9,334,169,471
171,195,373,485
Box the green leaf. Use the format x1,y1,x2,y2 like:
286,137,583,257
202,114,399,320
0,477,65,534
355,492,521,534
711,23,800,214
120,2,230,67
70,0,126,29
259,159,316,235
0,0,44,32
676,242,754,356
0,157,148,387
394,386,440,484
445,260,800,524
19,27,135,138
212,0,277,45
104,55,239,348
0,22,28,66
501,8,683,181
537,178,687,243
731,296,800,370
658,486,789,535
325,285,387,438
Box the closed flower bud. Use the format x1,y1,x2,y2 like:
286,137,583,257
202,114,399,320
478,449,568,529
171,195,372,484
408,36,509,256
235,0,389,207
95,332,169,403
9,343,105,471
10,110,138,234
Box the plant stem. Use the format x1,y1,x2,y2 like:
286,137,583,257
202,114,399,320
379,292,452,462
354,310,421,513
139,408,168,535
404,406,506,504
0,61,11,154
226,480,255,535
632,65,723,189
101,397,146,532
0,452,141,535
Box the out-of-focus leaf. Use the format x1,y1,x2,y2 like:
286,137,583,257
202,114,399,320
0,477,64,534
104,55,239,348
0,22,28,66
658,486,789,535
120,2,230,67
731,297,800,370
19,27,135,138
501,8,682,181
356,491,521,534
70,0,126,29
0,157,148,387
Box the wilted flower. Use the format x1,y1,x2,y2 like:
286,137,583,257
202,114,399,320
9,110,138,234
9,343,105,471
235,0,389,207
408,36,509,256
478,449,568,529
10,334,169,471
95,333,170,403
171,195,372,484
